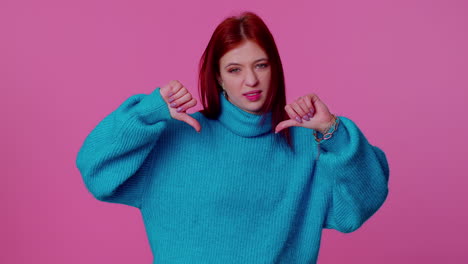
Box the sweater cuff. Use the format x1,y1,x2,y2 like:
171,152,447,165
135,87,172,124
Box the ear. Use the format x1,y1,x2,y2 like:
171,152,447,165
216,74,223,86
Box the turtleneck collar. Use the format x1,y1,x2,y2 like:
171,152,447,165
217,92,273,138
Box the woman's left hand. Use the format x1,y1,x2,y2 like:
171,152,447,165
275,93,335,134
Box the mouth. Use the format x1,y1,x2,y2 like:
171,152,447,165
243,90,262,102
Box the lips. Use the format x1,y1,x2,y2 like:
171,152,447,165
243,90,262,96
243,90,262,101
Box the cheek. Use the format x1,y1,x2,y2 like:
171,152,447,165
260,72,271,86
224,78,242,91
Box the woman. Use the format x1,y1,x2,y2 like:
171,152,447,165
76,11,389,263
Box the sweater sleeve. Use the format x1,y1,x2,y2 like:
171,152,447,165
318,116,390,233
75,87,171,209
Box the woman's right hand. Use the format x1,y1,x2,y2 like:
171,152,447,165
159,80,201,132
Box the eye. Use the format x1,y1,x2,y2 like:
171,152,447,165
228,68,240,73
256,63,269,69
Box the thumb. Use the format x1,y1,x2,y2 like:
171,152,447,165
275,119,299,134
178,114,202,133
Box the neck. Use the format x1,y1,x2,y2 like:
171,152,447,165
217,92,272,138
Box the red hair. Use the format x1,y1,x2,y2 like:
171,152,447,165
198,11,291,146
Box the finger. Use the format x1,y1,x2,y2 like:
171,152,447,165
175,98,197,113
308,93,331,115
179,114,202,132
275,119,299,133
290,102,307,123
307,94,321,108
308,93,320,103
303,96,315,117
170,92,192,109
168,86,188,103
168,80,183,97
284,105,302,123
159,83,173,98
296,99,311,121
160,80,182,100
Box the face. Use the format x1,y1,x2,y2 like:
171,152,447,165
217,40,271,115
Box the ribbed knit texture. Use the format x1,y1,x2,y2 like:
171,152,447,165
76,87,390,264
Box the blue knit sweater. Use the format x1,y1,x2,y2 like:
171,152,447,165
76,87,389,263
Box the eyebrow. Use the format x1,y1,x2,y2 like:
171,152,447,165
224,58,268,69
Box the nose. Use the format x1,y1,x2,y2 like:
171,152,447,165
244,68,259,87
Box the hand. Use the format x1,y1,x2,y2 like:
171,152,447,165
275,93,335,134
159,80,201,132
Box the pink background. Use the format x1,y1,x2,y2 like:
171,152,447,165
2,0,467,263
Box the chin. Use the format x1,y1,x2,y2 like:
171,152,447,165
244,104,264,114
231,97,265,114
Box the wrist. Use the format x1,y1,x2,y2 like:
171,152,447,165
313,114,339,143
319,115,336,134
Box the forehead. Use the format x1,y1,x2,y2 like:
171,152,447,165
220,41,268,64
